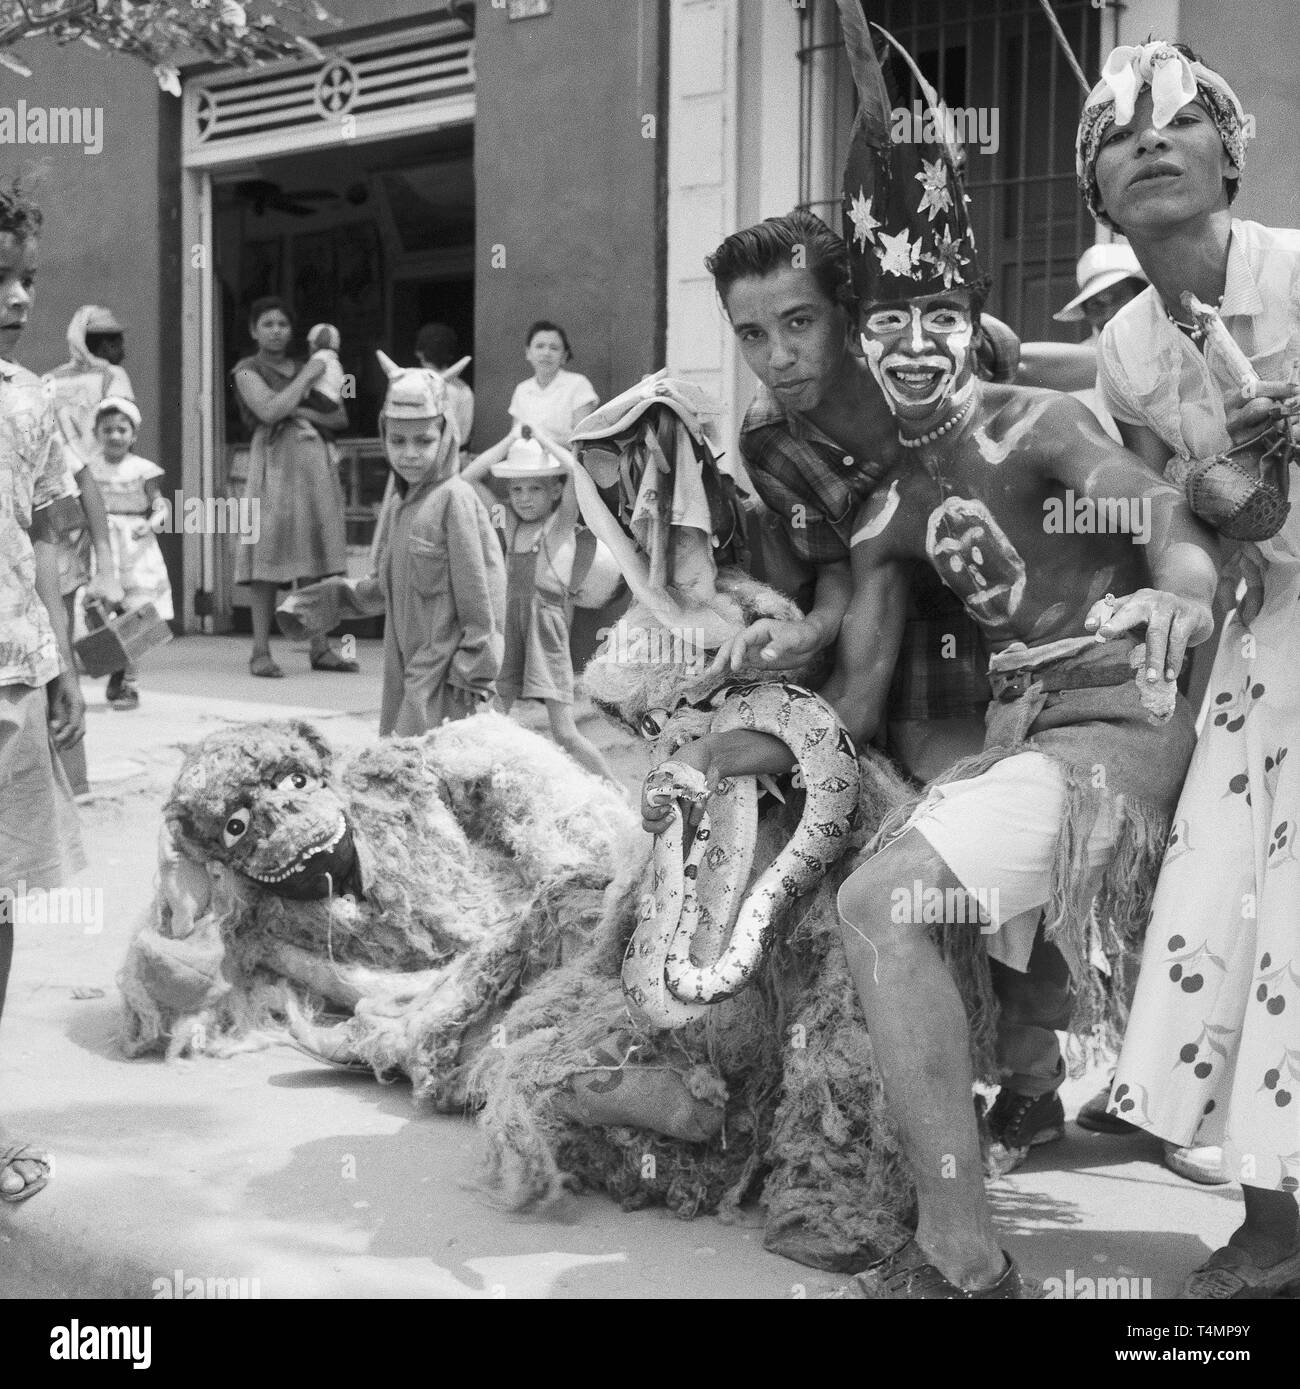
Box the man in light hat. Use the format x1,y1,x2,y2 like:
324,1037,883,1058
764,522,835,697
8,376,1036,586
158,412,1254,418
659,6,1220,1296
1054,241,1149,338
1013,244,1149,440
1042,242,1150,440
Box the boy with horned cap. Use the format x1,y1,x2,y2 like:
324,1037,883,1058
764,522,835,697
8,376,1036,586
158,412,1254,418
656,5,1220,1296
279,355,505,736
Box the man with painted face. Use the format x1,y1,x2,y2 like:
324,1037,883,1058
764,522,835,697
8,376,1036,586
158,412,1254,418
654,7,1220,1297
828,18,1223,1299
707,209,1006,785
707,211,1096,1186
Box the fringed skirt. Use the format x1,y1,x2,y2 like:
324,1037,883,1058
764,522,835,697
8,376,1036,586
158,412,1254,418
858,645,1198,1075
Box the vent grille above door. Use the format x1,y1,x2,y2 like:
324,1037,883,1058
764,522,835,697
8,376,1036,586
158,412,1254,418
183,20,474,167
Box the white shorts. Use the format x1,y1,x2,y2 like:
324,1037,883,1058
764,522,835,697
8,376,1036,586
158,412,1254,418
904,751,1120,972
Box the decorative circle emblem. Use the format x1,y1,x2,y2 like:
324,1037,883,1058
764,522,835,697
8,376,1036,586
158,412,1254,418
312,58,359,119
194,89,218,142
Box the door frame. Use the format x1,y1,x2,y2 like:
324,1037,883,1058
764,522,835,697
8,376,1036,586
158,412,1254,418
177,20,476,630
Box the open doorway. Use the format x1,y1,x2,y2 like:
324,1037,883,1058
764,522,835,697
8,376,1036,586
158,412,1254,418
211,123,474,624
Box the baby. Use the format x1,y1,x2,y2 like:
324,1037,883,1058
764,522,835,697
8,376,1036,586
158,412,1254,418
306,323,346,404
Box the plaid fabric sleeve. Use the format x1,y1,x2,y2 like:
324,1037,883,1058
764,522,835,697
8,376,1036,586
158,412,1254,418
886,566,993,721
739,425,852,566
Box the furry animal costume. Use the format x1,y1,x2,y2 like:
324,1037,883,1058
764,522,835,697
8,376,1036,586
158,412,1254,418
119,713,636,1107
468,575,921,1270
458,379,927,1271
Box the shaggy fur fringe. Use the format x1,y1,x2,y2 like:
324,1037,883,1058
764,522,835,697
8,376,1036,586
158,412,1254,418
119,714,636,1064
864,742,1171,1081
469,748,918,1260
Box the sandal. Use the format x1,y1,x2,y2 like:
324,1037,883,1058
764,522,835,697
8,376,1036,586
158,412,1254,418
0,1142,52,1203
250,654,284,679
1179,1244,1300,1299
310,650,360,673
108,678,140,711
843,1238,1033,1299
1162,1139,1230,1185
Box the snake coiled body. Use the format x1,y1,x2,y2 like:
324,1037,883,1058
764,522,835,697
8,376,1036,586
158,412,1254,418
622,683,862,1029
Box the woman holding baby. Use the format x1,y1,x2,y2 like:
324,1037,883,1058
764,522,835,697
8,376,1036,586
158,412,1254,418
231,296,357,677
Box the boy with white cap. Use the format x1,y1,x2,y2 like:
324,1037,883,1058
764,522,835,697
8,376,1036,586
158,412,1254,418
461,430,621,785
280,355,505,736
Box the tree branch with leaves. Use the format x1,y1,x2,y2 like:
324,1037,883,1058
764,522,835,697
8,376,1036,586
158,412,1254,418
0,0,338,93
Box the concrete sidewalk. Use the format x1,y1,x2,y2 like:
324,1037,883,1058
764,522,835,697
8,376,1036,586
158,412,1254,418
1,637,1245,1299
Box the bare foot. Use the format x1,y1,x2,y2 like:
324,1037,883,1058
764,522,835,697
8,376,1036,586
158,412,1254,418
0,1137,52,1203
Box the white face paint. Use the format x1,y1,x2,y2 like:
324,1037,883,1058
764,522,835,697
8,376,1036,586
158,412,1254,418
925,495,1027,627
851,479,901,547
969,395,1054,466
859,292,976,425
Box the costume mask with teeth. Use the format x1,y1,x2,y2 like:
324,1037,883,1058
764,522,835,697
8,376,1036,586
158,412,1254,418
166,720,360,901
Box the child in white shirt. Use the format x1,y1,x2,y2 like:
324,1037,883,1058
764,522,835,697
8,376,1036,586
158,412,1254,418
86,397,173,710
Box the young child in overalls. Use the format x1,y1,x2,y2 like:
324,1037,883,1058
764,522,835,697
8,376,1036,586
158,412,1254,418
465,433,620,786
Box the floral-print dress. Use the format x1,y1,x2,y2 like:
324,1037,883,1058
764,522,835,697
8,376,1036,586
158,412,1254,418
1104,221,1300,1191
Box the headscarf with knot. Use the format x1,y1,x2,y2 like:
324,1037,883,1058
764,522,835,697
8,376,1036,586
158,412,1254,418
1076,42,1246,229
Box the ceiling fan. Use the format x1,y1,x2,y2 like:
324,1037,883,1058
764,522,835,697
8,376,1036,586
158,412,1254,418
227,179,341,218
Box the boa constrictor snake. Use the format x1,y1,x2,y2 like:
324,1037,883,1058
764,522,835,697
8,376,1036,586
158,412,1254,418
622,683,862,1029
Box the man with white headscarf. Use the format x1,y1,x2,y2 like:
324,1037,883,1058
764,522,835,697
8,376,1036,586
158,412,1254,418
1077,39,1300,1300
43,306,135,463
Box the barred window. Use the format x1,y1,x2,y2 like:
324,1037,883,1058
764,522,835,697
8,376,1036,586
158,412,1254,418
797,0,1105,342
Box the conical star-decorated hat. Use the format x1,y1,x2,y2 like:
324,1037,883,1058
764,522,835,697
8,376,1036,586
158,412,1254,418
837,1,981,304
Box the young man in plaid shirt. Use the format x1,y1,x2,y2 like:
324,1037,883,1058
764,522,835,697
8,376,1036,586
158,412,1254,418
709,209,1001,783
706,210,1081,1186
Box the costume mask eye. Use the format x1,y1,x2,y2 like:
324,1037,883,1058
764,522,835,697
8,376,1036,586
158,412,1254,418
640,709,669,739
223,808,250,848
276,772,311,793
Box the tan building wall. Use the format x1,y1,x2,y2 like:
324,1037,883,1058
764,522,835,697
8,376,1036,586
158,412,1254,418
1115,0,1299,230
0,44,164,464
1178,0,1300,231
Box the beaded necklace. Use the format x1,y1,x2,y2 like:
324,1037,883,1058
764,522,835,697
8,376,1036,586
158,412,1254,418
898,393,975,449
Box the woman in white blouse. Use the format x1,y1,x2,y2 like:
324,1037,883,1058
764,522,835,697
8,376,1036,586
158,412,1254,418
507,321,599,446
